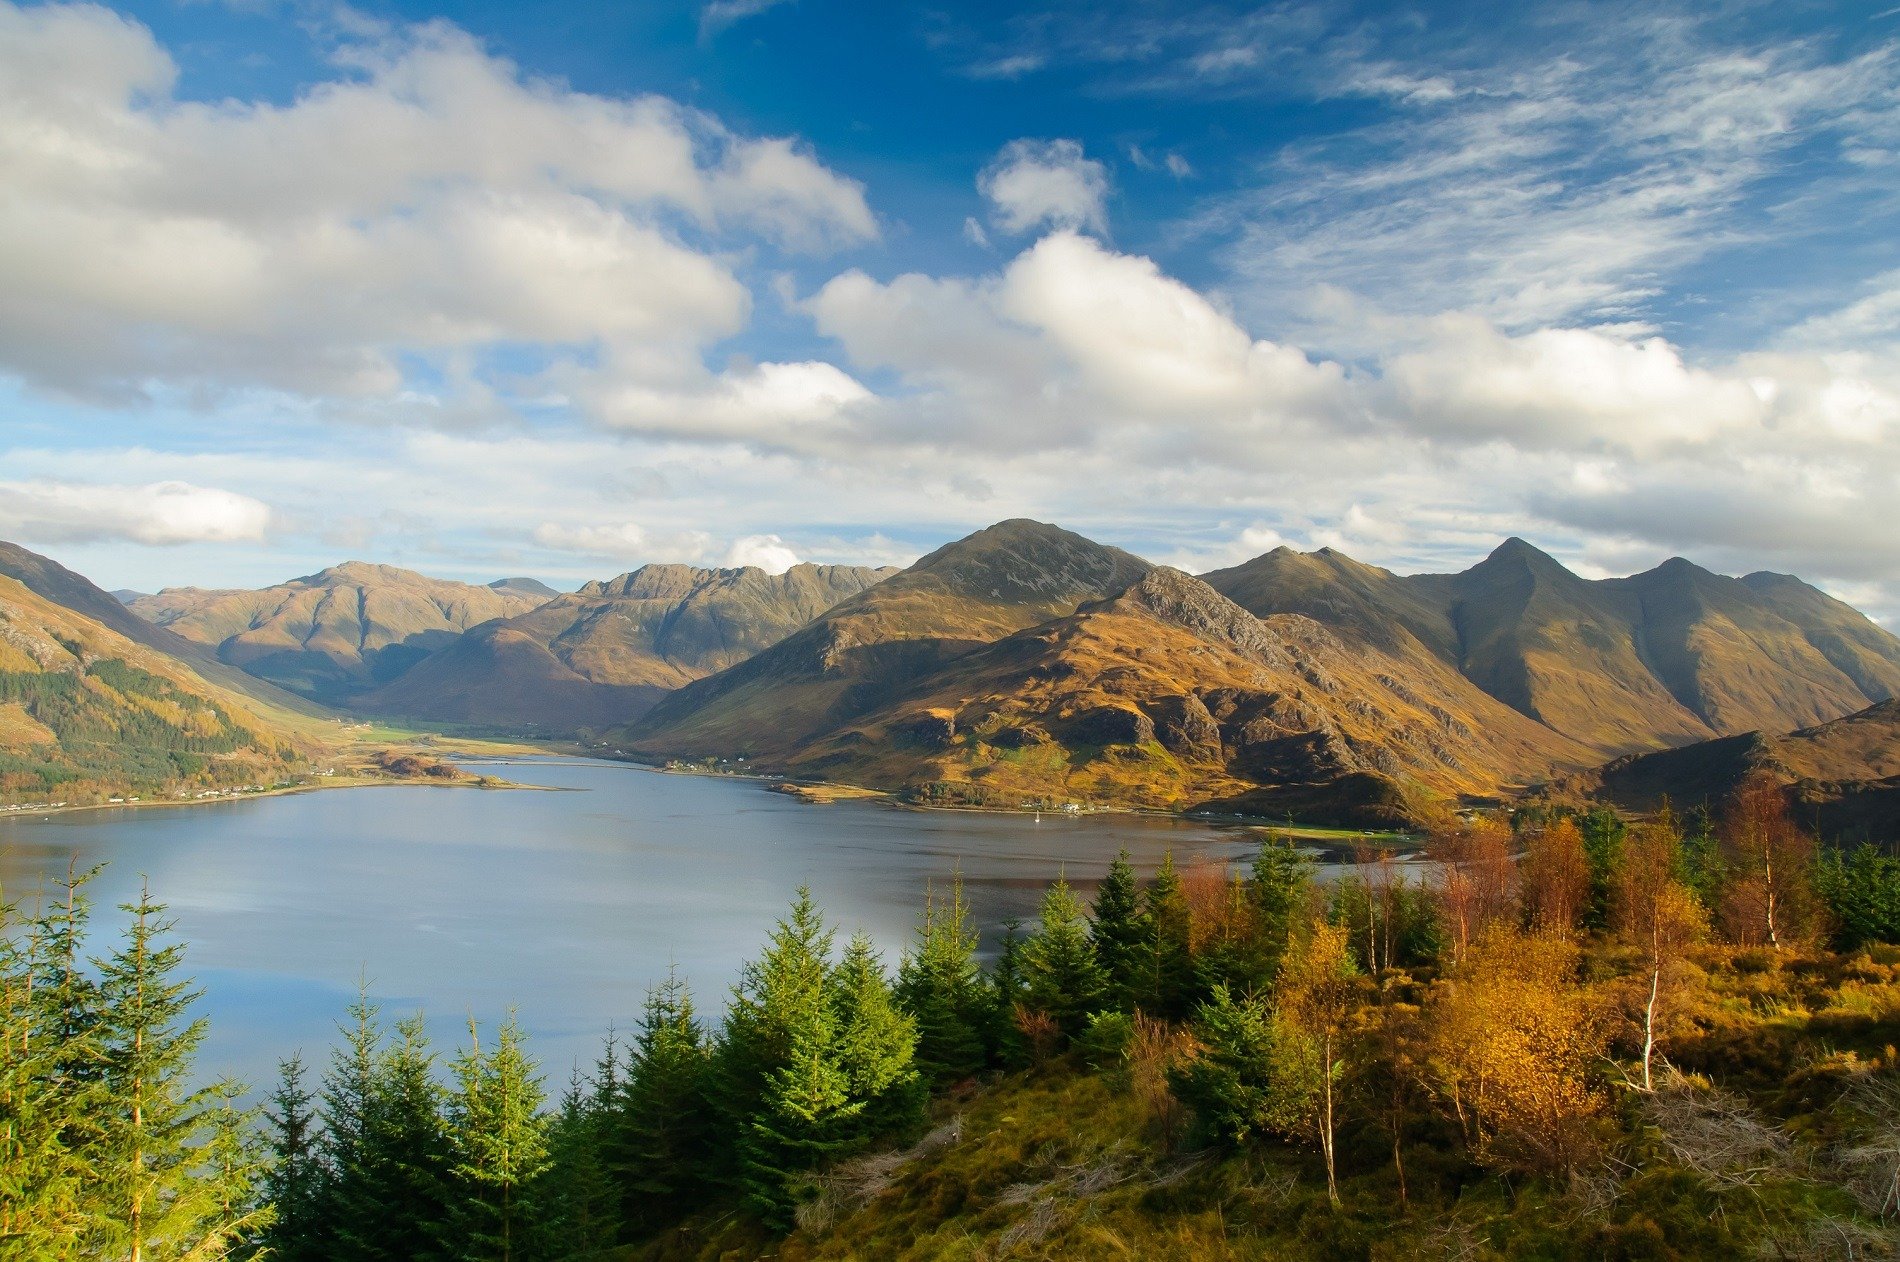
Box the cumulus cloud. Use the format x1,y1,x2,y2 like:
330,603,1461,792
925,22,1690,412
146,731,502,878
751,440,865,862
0,481,272,545
724,534,801,573
0,1,874,403
978,140,1110,235
809,231,1350,453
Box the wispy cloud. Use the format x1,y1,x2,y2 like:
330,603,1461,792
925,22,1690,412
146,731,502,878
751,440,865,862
699,0,792,39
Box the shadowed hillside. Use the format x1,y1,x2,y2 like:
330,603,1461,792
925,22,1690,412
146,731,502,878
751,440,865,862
1582,699,1900,842
127,562,546,704
355,562,895,732
1205,539,1900,759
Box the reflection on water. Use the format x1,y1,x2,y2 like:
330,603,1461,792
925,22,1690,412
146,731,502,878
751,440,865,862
0,757,1346,1087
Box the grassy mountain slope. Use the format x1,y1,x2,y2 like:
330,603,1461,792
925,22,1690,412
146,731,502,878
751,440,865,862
0,541,327,718
1586,699,1900,841
624,520,1153,762
1205,539,1900,759
356,562,894,732
127,562,545,704
632,561,1595,823
0,574,306,804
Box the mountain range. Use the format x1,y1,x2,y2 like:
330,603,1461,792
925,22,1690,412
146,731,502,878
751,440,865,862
353,562,895,732
5,520,1897,829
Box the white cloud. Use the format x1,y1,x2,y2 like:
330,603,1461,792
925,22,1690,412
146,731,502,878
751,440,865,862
724,534,800,573
578,359,871,449
0,2,873,403
1379,318,1764,455
809,232,1350,454
0,480,272,545
978,139,1110,235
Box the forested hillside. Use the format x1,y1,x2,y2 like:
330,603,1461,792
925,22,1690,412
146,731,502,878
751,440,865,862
11,774,1900,1259
0,575,303,804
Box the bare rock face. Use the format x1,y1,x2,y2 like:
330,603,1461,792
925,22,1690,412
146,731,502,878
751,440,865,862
1229,728,1364,786
1065,704,1157,747
1147,693,1222,760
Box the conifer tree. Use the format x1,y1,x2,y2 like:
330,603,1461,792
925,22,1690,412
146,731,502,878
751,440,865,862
894,879,985,1085
1019,878,1106,1043
611,971,712,1236
1251,835,1315,965
1142,854,1195,1020
746,1004,856,1229
829,933,922,1142
536,1067,619,1257
259,1054,327,1262
985,920,1030,1067
714,889,842,1222
446,1014,549,1262
92,881,270,1260
1090,851,1150,1012
0,880,89,1253
1165,984,1277,1146
324,1008,454,1262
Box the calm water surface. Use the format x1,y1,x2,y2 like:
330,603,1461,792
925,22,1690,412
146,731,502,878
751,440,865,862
0,757,1316,1088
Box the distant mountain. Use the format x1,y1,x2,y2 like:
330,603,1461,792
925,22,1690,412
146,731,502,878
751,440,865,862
0,572,307,805
1580,700,1900,842
126,562,546,704
625,520,1153,762
489,576,561,601
111,588,147,604
355,562,895,732
1204,539,1900,759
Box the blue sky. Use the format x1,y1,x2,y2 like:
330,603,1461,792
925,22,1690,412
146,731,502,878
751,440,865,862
1,0,1897,622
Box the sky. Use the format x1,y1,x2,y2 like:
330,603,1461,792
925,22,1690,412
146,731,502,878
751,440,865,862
1,0,1897,623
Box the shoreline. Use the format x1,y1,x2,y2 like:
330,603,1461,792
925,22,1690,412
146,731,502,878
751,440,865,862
624,757,1413,842
0,772,565,824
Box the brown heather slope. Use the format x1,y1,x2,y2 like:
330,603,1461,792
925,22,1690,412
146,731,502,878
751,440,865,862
1579,699,1900,842
354,562,895,733
0,574,308,804
127,562,546,704
741,567,1594,823
1204,538,1900,759
622,520,1153,763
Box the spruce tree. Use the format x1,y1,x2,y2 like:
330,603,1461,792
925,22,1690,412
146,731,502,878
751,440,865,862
1090,851,1150,1013
610,971,712,1237
1143,854,1195,1020
1019,878,1106,1043
0,879,90,1252
746,1006,856,1229
92,881,269,1260
317,988,381,1258
324,1009,454,1262
535,1067,619,1257
829,933,922,1143
713,888,841,1220
985,920,1030,1067
1250,835,1314,966
259,1054,327,1261
446,1015,549,1262
894,879,986,1085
